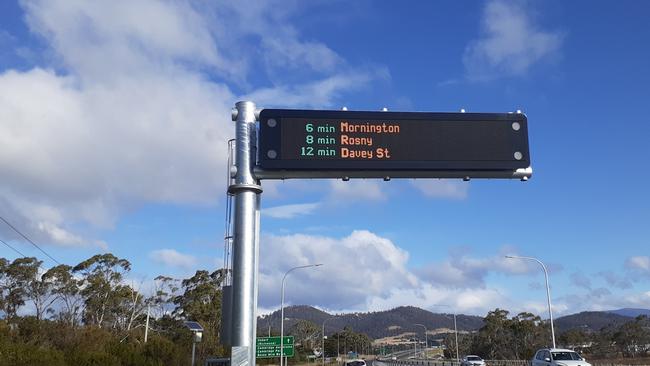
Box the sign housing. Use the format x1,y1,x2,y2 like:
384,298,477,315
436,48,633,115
258,109,530,175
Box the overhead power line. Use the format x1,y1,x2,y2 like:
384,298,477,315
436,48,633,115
0,215,61,265
0,237,28,258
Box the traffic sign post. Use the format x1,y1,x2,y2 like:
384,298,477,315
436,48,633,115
224,103,532,366
256,336,295,358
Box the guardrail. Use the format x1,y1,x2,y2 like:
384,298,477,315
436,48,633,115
376,359,530,366
375,359,650,366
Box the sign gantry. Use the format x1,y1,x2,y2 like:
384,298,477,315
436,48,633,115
223,102,533,366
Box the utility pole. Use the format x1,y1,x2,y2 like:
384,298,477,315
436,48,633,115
229,101,263,366
144,305,150,343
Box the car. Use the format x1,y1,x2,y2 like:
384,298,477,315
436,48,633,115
532,348,591,366
345,359,367,366
461,355,486,366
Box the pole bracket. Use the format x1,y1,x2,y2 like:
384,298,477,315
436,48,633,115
228,183,263,194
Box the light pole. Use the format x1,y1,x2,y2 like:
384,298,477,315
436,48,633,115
322,317,335,366
414,324,427,359
505,255,556,348
280,264,323,366
432,305,459,363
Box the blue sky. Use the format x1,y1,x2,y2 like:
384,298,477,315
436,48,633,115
1,0,649,318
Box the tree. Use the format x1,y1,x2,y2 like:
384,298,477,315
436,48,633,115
1,257,41,319
173,269,227,362
173,269,225,324
151,275,180,318
559,328,590,349
73,254,131,328
613,316,650,357
42,264,82,326
0,257,8,315
510,312,545,360
291,319,320,350
473,308,513,360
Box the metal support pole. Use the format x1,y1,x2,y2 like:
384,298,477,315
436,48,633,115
414,324,427,359
505,255,556,348
230,101,263,366
323,317,334,366
453,313,459,364
144,305,150,343
281,264,322,366
192,342,197,366
413,338,417,359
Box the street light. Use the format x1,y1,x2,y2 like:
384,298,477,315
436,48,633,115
280,263,323,366
432,304,459,364
505,255,556,348
322,317,335,366
414,324,427,359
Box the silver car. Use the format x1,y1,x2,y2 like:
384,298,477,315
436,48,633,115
532,348,591,366
461,355,486,366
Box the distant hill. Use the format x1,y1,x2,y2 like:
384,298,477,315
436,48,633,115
258,306,650,339
554,311,632,332
606,308,650,318
257,305,484,339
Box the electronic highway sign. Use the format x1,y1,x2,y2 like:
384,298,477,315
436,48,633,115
258,109,530,175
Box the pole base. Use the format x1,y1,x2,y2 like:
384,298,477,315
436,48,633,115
231,346,251,366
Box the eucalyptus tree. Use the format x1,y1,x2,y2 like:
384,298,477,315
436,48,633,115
73,253,131,328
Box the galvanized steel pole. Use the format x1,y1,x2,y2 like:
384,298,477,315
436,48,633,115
414,324,427,359
322,317,334,366
453,312,459,364
280,264,322,366
230,101,262,366
505,255,556,349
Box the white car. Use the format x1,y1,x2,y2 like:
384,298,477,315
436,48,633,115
532,348,591,366
345,360,366,366
461,355,486,366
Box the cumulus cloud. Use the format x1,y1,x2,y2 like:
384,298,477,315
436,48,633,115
328,180,387,202
626,256,650,273
463,0,563,80
256,231,544,316
244,70,389,108
598,270,633,290
570,272,592,290
418,248,539,289
262,202,320,219
149,249,197,269
258,230,419,310
0,0,384,248
411,180,469,200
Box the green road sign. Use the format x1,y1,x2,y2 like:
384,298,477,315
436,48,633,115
256,336,294,358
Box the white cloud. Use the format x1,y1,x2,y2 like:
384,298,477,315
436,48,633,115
463,0,563,80
418,248,538,289
258,230,418,310
328,180,387,202
0,0,385,247
365,284,507,315
149,249,197,269
626,256,650,272
624,291,650,307
570,272,592,290
244,70,389,108
598,270,633,290
256,230,546,316
262,202,320,219
411,180,469,200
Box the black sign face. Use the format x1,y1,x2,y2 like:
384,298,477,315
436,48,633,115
258,109,530,171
